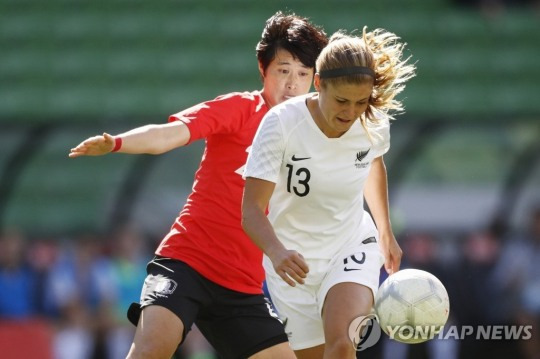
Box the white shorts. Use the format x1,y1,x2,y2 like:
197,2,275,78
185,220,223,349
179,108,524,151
264,236,385,350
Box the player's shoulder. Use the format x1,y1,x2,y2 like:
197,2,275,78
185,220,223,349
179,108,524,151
272,94,310,113
214,90,264,106
366,111,391,137
267,94,312,128
367,109,391,130
364,111,392,153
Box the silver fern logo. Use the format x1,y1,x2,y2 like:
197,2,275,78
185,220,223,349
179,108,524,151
356,149,370,162
355,149,370,169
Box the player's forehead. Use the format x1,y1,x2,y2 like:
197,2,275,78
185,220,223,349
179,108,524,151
270,48,310,69
325,81,373,101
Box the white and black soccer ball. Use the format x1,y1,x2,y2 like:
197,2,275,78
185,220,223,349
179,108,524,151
374,269,450,344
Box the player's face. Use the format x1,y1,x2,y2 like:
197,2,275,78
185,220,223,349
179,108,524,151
314,76,373,138
259,48,314,108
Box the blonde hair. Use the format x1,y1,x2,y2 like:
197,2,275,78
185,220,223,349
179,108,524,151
316,27,416,126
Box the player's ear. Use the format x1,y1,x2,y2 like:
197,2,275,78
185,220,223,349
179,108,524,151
258,61,265,79
314,73,321,91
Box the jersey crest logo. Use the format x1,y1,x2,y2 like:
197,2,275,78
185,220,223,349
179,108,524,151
144,274,178,299
355,149,370,169
356,149,370,162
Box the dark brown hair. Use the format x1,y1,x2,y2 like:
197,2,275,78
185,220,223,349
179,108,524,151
256,11,328,75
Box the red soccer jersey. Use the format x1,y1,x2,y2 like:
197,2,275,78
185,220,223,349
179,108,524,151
155,91,268,294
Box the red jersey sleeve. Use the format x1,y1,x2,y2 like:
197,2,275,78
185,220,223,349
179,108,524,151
168,92,260,145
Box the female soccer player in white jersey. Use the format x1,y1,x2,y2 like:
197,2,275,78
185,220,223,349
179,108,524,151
242,27,416,359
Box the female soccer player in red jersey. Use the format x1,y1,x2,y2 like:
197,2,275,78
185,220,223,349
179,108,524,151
69,11,327,359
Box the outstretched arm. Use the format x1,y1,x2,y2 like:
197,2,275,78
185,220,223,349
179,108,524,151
364,156,402,275
242,177,309,287
68,121,190,158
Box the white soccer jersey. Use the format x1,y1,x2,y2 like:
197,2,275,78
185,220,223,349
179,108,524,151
244,94,390,261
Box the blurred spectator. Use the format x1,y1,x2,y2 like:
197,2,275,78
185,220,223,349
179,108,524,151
44,233,115,359
0,229,38,319
0,228,40,319
401,232,445,274
456,230,503,324
493,206,540,359
27,237,60,316
453,228,522,359
106,223,150,359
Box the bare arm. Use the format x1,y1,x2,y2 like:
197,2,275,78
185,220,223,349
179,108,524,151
242,177,309,286
69,121,190,158
364,156,402,274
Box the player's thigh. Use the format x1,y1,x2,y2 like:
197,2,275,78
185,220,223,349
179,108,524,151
196,291,289,359
248,342,296,359
126,305,184,359
322,282,374,343
294,344,325,359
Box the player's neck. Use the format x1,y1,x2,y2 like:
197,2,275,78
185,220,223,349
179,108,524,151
259,90,273,109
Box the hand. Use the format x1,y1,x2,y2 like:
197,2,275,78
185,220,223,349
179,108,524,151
379,232,402,275
268,248,309,287
69,132,115,158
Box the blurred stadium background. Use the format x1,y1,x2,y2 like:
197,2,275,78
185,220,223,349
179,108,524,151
1,0,539,358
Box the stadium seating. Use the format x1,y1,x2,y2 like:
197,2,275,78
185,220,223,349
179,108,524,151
0,0,539,234
1,0,539,121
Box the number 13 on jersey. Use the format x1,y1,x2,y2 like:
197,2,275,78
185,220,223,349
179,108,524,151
286,164,311,197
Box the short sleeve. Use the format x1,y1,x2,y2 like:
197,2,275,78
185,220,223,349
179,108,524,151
370,120,391,158
243,112,285,183
168,92,257,144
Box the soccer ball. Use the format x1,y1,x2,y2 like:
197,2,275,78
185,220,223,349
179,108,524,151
374,269,450,344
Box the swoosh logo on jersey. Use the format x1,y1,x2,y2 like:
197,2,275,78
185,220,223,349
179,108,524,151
291,155,311,161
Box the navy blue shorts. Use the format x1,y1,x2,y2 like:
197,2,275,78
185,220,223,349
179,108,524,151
127,256,288,359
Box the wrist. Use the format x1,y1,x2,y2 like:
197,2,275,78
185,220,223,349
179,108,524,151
266,241,286,260
111,136,123,152
378,227,394,240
